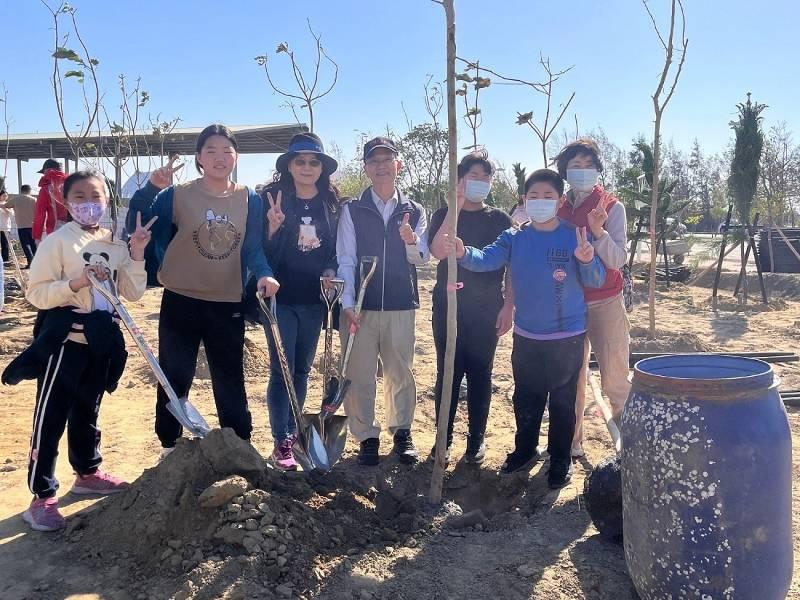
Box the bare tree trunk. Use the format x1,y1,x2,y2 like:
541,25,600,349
644,0,687,339
648,120,661,339
430,0,458,504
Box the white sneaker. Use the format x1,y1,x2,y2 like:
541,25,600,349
159,447,176,461
571,444,585,458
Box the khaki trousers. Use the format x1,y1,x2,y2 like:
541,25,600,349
573,294,631,445
340,309,417,442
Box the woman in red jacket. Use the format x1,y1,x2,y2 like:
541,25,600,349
554,138,631,458
32,159,69,242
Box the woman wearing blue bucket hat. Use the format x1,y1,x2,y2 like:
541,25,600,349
259,132,341,470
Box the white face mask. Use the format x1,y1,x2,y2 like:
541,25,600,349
525,199,559,224
464,179,491,203
566,168,599,193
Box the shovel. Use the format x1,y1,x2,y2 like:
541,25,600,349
303,278,349,458
87,271,211,438
317,256,378,456
257,293,331,474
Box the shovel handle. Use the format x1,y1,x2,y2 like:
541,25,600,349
257,292,312,450
87,271,180,406
340,257,378,376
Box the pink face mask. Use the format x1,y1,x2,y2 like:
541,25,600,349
68,202,105,227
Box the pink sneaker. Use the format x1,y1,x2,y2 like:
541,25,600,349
271,438,298,471
71,470,130,495
23,497,65,532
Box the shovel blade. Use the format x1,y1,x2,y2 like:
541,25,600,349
305,413,349,468
293,423,331,473
167,397,211,438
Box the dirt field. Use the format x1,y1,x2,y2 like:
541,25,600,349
1,265,798,600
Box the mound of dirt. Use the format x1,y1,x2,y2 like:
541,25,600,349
68,429,566,599
697,295,789,312
629,326,709,353
194,338,271,381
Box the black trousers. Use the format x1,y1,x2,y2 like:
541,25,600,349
0,231,8,262
156,289,252,447
511,333,585,465
28,341,106,498
432,298,500,447
18,228,37,265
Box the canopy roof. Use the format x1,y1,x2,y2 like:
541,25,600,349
4,123,308,161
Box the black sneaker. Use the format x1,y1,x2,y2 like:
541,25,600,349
547,459,573,489
464,441,486,465
500,448,536,475
358,438,380,466
392,429,419,464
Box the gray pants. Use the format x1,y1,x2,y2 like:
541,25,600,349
340,309,417,442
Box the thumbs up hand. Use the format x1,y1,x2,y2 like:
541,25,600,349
399,212,417,245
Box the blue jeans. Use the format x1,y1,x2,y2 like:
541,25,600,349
263,303,324,442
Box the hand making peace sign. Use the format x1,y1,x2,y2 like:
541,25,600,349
587,201,608,238
129,212,158,261
574,226,595,264
149,155,184,190
266,190,285,239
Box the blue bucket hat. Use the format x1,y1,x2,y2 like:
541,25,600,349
275,132,338,174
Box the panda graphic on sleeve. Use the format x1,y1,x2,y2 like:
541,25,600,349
83,251,116,313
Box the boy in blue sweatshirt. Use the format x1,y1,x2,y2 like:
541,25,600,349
444,169,606,488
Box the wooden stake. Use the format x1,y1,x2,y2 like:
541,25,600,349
734,213,760,296
687,239,741,285
711,204,734,310
773,223,800,263
429,0,459,504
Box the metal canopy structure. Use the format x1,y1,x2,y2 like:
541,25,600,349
4,123,308,161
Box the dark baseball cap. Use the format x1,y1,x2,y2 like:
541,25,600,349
363,136,398,161
38,158,63,173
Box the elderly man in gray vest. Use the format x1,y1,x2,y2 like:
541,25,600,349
336,137,429,466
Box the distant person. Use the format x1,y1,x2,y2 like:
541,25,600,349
0,189,10,263
33,159,69,243
0,185,38,266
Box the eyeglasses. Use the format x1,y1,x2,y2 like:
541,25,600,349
366,157,396,168
293,158,322,168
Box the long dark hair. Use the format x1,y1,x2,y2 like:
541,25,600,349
195,124,238,174
270,158,339,214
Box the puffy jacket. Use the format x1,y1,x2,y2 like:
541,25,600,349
33,169,68,241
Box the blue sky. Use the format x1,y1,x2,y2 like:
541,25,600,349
0,0,797,192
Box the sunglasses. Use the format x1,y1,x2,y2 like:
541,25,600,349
293,158,322,168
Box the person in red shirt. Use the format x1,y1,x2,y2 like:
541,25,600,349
32,159,69,242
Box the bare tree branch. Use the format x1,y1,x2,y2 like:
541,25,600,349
255,20,338,132
642,0,668,50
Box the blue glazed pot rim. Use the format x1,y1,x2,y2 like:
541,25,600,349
632,354,776,398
